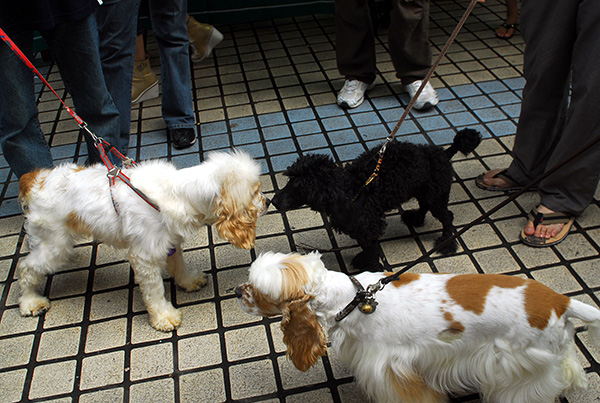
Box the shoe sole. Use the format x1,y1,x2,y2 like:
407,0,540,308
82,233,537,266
191,29,224,63
132,80,159,105
412,100,437,110
338,98,363,109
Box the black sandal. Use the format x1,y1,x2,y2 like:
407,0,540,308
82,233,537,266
475,169,534,192
495,23,518,40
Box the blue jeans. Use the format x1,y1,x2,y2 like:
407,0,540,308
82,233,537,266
147,0,196,130
0,14,123,178
95,0,140,154
97,0,196,139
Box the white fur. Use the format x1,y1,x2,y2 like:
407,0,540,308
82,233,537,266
236,252,600,402
18,150,266,331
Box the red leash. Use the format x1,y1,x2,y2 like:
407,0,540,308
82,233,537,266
0,26,160,212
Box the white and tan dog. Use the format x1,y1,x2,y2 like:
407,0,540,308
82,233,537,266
236,251,600,402
18,150,267,331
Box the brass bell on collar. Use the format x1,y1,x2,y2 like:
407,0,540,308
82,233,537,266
358,299,377,314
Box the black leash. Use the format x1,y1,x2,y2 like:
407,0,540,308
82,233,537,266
335,133,600,321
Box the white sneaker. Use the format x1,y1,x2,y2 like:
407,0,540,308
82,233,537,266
404,80,439,110
337,79,376,109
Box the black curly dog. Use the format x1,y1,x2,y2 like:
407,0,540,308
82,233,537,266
271,129,482,271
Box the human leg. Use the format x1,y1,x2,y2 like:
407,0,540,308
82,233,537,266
334,0,377,84
42,14,122,165
0,31,54,178
533,0,600,216
508,0,600,244
388,0,432,84
389,0,437,109
495,0,519,39
95,0,141,155
147,0,196,142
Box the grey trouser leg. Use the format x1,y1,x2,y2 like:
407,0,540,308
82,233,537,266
389,0,431,83
335,0,431,84
507,0,600,215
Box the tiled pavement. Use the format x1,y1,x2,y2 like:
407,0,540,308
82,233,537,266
1,1,600,402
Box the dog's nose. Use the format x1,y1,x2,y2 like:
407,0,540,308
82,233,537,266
234,286,243,298
264,197,271,209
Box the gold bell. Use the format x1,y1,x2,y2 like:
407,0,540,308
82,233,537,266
360,303,373,313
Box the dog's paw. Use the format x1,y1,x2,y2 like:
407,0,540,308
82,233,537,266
177,272,208,292
19,295,50,317
401,209,426,227
435,237,458,255
351,252,385,272
150,307,182,332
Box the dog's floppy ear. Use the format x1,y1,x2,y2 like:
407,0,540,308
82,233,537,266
214,180,260,250
281,294,327,371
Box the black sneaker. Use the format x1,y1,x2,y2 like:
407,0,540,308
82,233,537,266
168,128,197,149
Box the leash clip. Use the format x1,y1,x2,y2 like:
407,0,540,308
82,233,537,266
335,276,380,321
106,166,120,179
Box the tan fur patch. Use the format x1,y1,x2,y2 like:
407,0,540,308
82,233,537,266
442,311,465,334
524,281,569,330
281,294,327,372
385,272,421,288
66,212,91,235
19,170,44,206
387,367,444,402
214,182,260,250
446,274,526,315
249,285,282,316
281,254,312,301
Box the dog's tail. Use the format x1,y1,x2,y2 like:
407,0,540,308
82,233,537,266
567,299,600,340
444,128,482,159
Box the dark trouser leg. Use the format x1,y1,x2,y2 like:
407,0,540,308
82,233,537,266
335,0,377,83
508,0,600,215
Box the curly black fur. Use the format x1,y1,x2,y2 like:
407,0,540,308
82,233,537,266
271,128,482,271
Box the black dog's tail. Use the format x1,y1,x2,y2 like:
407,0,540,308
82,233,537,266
444,128,482,159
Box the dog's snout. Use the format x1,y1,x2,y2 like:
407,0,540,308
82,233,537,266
234,286,244,299
264,197,271,209
270,193,281,210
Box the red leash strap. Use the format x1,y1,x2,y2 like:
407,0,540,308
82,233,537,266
0,26,160,212
0,26,85,127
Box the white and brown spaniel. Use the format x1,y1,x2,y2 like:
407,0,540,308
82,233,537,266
236,251,600,402
18,150,268,331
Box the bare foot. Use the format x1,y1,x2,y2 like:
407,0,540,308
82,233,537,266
523,205,565,239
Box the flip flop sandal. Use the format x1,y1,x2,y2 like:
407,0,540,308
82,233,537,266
520,207,575,247
496,23,518,40
475,169,533,192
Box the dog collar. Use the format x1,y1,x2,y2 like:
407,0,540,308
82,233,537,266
335,276,379,322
